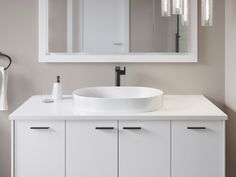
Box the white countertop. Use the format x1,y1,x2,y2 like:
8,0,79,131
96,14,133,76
9,95,227,120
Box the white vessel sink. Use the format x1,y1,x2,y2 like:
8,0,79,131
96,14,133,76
73,87,163,113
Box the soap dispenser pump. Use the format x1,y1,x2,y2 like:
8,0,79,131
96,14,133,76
52,76,63,100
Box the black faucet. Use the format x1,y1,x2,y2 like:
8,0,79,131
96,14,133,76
115,66,126,87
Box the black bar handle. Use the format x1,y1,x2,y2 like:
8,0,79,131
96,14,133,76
123,127,142,130
30,127,50,130
187,127,206,130
95,127,114,130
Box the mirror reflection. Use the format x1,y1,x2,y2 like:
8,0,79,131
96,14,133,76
48,0,189,54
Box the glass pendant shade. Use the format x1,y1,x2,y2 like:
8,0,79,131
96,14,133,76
182,0,189,25
201,0,213,26
172,0,183,15
162,0,171,17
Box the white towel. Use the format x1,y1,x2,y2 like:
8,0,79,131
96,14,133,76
0,67,8,111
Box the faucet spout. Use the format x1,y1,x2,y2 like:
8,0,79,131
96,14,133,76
115,66,126,87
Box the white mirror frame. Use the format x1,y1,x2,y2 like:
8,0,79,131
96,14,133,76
39,0,197,63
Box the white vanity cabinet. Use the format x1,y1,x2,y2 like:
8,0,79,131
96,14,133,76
10,95,227,177
13,120,225,177
13,121,65,177
172,121,225,177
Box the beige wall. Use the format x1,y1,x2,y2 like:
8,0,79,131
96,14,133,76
0,0,225,177
225,0,236,176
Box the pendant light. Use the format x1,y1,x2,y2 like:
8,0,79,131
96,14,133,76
161,0,171,17
161,0,213,27
201,0,213,26
172,0,183,15
181,0,189,25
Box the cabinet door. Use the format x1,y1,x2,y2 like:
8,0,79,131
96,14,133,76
14,121,65,177
172,121,225,177
66,121,118,177
119,121,170,177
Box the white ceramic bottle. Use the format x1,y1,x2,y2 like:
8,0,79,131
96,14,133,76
52,76,63,100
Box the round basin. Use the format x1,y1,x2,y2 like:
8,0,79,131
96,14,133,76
73,87,164,113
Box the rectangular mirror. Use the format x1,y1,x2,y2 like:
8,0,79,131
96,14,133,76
39,0,197,62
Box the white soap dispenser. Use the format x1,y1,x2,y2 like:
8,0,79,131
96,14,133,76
52,76,63,100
